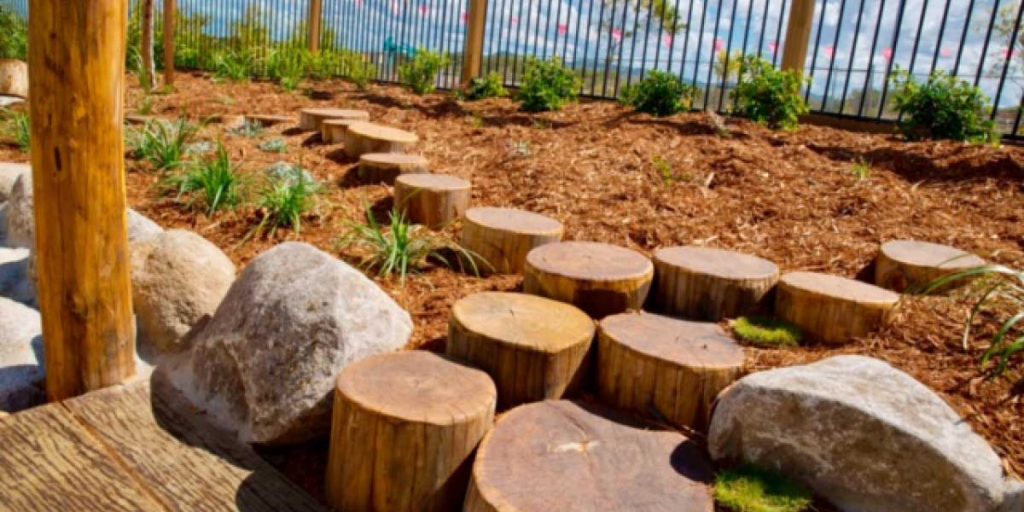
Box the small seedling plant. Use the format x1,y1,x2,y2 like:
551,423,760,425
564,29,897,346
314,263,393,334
171,142,244,216
621,71,697,117
398,50,451,95
715,465,813,512
889,69,998,143
518,57,582,112
731,56,809,130
461,72,508,101
259,138,288,153
131,118,200,172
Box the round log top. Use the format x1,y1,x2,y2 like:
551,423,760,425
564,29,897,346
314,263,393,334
466,207,563,235
396,173,470,190
600,312,744,369
336,351,496,425
360,153,429,166
451,292,596,352
781,271,900,304
300,107,370,120
881,240,985,270
654,246,779,280
246,114,293,125
347,122,419,143
526,241,653,281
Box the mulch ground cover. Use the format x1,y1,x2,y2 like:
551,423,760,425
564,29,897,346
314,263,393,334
3,72,1022,500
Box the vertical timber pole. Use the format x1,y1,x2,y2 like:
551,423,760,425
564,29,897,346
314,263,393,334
164,0,177,86
28,0,137,401
781,0,816,74
309,0,323,54
462,0,487,84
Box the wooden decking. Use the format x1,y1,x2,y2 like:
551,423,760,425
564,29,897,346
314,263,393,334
0,375,326,511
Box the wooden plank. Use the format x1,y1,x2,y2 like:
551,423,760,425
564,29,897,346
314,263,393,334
63,377,326,512
0,403,162,511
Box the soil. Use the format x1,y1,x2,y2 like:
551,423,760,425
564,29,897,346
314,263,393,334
3,72,1022,501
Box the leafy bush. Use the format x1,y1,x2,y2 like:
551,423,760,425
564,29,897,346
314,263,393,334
620,70,697,117
731,316,802,348
131,119,199,172
0,6,28,61
731,56,809,130
715,466,813,512
254,168,321,236
462,72,508,101
517,58,582,112
398,50,450,94
889,70,997,143
3,111,30,153
172,143,243,215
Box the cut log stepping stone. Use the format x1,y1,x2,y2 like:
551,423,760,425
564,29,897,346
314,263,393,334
342,122,418,157
321,118,366,144
776,271,900,345
0,59,28,98
125,114,154,125
394,173,470,229
448,292,595,410
464,400,715,512
357,153,429,184
524,241,654,318
875,240,985,293
326,350,496,512
651,245,780,321
597,312,744,430
244,114,293,127
298,107,369,132
461,207,564,275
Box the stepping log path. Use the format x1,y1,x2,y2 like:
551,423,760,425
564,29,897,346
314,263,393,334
0,59,28,98
358,153,429,184
461,207,563,275
125,114,154,126
651,246,779,321
245,114,293,127
343,122,418,157
597,312,744,430
524,241,654,318
394,173,470,229
464,400,716,512
448,292,595,409
321,118,365,144
326,351,496,512
298,107,369,132
875,240,985,293
776,271,900,345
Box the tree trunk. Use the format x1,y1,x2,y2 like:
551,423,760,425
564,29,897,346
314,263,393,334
141,0,155,91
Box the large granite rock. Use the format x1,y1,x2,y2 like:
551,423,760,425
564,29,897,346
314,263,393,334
168,242,413,444
0,297,43,411
0,162,28,204
709,355,1021,512
6,171,32,249
132,230,235,355
0,247,30,303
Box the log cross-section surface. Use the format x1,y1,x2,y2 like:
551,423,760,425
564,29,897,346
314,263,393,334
461,207,564,275
0,59,28,98
246,114,294,127
357,153,430,184
651,246,780,321
875,240,985,293
597,312,745,430
776,271,900,345
524,241,654,318
321,118,365,144
464,400,716,512
448,292,596,409
298,107,369,132
327,351,496,512
342,122,418,157
394,173,471,229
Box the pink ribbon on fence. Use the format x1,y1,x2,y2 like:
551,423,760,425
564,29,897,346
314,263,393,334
881,47,893,61
714,37,724,52
557,23,568,35
418,4,428,16
663,34,673,47
768,42,778,54
612,29,623,42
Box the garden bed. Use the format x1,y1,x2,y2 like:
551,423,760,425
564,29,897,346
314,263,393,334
3,71,1023,487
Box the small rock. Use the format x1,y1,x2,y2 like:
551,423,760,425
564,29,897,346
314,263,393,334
0,295,40,346
128,209,164,243
6,172,32,249
0,162,28,203
0,247,30,304
168,242,413,445
0,297,43,412
709,355,1020,512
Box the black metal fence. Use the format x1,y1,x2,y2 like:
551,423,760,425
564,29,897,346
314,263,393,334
2,0,1024,137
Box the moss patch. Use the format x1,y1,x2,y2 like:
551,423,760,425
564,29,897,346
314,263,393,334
715,465,813,512
731,316,802,348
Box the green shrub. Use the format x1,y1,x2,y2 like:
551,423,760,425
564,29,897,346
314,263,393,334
462,72,508,101
212,49,257,82
517,57,582,112
621,70,697,117
266,48,308,91
254,168,321,236
337,51,377,90
172,142,243,215
399,50,450,94
715,466,813,512
131,118,200,172
731,316,802,348
731,56,809,130
0,6,28,61
890,70,997,143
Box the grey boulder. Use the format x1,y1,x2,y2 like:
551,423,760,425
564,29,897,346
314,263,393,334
0,297,43,412
709,355,1021,512
0,162,28,204
6,171,32,249
0,247,30,304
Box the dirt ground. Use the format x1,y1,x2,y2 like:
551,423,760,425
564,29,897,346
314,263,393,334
3,72,1023,496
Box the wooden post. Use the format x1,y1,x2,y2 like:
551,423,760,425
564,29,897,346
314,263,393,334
781,0,816,73
28,0,137,401
461,0,487,83
308,0,323,54
164,0,176,86
141,0,155,90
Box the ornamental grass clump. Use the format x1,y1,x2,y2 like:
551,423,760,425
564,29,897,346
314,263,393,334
731,316,803,348
715,465,813,512
132,118,200,172
890,70,997,143
517,57,582,112
620,70,697,117
731,56,808,130
171,142,244,216
253,167,321,236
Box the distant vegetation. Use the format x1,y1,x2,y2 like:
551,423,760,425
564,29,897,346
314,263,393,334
621,70,697,117
890,70,997,143
0,5,27,61
731,56,809,130
518,58,582,112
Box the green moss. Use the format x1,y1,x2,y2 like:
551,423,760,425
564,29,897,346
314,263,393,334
731,316,802,348
715,466,813,512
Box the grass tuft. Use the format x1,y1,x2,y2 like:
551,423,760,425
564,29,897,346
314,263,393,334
731,316,802,348
715,466,813,512
170,142,243,216
253,166,321,236
131,118,200,172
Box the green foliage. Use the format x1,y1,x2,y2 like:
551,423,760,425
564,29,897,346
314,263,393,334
850,159,871,181
731,56,809,130
518,58,582,112
338,52,377,90
889,70,998,143
2,111,30,153
462,72,509,101
0,6,28,61
731,316,803,348
398,50,451,94
620,71,697,117
172,143,243,215
715,466,813,512
651,156,675,185
255,167,321,236
266,48,308,91
131,118,199,172
212,49,258,82
259,138,288,153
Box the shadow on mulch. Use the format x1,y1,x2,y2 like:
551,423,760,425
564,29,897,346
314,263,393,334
807,143,1024,182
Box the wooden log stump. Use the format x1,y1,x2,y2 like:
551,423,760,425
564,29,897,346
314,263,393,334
244,114,293,127
651,245,779,320
125,114,154,126
298,107,369,132
524,241,654,318
342,122,418,157
776,271,899,345
394,173,470,229
597,312,744,430
0,59,28,99
461,207,563,275
326,351,496,512
448,292,595,410
321,118,365,144
875,240,985,293
357,153,429,184
465,400,715,512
